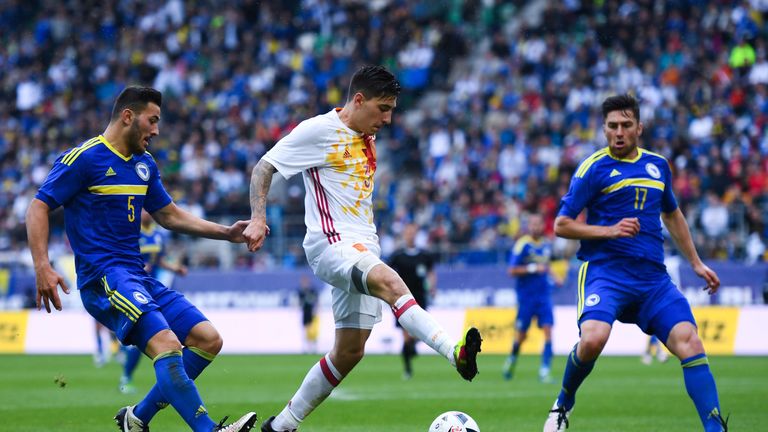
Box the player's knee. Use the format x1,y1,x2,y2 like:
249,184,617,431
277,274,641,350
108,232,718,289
579,333,608,359
368,266,408,304
670,324,705,357
678,326,704,358
198,332,223,355
185,323,223,354
147,329,183,356
332,346,365,370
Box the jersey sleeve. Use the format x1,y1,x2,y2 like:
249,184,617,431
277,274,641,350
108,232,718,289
558,166,597,219
262,118,327,179
661,161,679,213
510,240,530,266
143,156,173,213
35,152,85,209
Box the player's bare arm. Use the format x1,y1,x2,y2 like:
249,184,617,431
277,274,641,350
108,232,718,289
554,215,640,240
25,198,70,312
151,202,249,243
244,158,277,252
662,208,721,294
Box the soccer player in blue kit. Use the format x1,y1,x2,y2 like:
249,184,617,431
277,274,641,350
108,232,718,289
503,213,555,383
543,94,727,431
26,86,258,432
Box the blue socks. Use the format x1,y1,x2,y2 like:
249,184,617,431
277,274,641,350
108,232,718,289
556,344,595,410
135,347,215,424
143,350,215,432
511,341,521,356
681,354,723,432
542,341,553,369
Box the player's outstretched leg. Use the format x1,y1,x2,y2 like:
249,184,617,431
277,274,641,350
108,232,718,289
681,354,728,432
392,294,482,381
267,353,344,431
544,343,598,431
666,320,727,431
134,346,217,423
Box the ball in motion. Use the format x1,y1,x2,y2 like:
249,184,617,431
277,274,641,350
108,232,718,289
429,411,480,432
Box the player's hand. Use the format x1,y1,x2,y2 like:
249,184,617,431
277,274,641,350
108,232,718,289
243,217,270,252
607,218,640,238
694,262,720,295
34,263,70,313
226,220,251,243
175,265,188,277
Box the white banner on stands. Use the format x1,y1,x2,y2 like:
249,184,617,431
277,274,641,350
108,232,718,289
2,306,766,355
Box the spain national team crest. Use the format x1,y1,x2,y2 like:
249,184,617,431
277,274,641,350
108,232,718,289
645,162,661,179
135,162,150,181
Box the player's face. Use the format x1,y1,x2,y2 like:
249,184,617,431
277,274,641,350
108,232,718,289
603,109,642,159
354,94,396,135
529,215,544,238
127,103,161,155
403,224,417,247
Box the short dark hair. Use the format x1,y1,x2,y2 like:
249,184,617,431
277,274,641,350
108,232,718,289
347,65,401,101
601,94,640,121
111,86,162,120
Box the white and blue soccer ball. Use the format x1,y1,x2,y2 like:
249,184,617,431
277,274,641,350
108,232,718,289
429,411,480,432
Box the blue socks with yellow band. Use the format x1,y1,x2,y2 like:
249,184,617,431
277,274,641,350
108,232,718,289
681,354,724,432
556,344,595,410
139,350,216,432
135,347,216,425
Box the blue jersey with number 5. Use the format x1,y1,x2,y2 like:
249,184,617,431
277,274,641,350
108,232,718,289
558,147,677,265
35,135,172,288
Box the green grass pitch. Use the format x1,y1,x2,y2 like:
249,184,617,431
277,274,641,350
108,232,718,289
0,354,765,431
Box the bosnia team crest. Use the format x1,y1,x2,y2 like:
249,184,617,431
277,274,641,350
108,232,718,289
645,163,661,179
133,292,149,304
585,294,601,306
135,162,150,181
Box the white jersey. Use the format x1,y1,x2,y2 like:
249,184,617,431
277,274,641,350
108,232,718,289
263,108,379,258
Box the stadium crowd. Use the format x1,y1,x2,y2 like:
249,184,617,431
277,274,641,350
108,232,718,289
2,0,768,268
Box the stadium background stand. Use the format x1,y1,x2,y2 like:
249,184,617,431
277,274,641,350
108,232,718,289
1,0,767,276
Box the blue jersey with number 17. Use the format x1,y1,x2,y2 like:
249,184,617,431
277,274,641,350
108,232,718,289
558,147,678,265
35,135,172,288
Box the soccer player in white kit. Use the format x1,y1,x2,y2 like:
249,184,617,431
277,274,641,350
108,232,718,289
243,65,482,432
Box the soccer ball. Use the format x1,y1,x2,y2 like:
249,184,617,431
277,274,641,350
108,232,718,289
428,411,480,432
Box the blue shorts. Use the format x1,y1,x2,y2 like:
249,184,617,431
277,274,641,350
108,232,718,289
80,267,207,351
515,299,554,331
576,259,696,344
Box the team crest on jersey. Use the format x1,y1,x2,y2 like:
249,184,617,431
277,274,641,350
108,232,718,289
645,163,661,179
135,162,150,181
585,294,600,307
133,292,149,304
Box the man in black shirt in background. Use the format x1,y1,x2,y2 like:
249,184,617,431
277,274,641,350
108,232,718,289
388,223,436,379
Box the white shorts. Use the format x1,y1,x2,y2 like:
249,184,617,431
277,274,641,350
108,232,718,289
308,239,384,329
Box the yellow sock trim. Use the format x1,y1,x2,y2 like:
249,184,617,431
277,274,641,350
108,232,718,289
152,350,182,364
682,356,709,368
188,346,217,362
